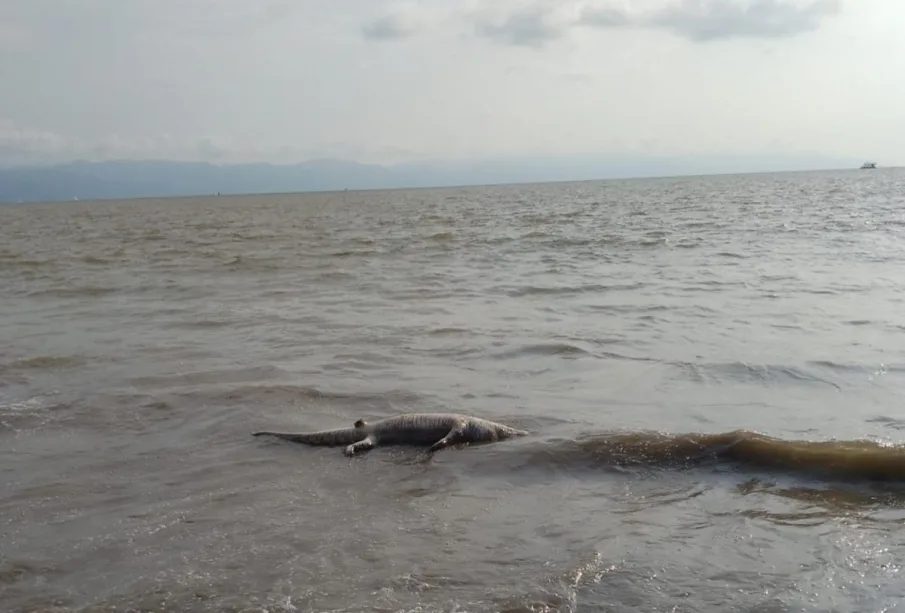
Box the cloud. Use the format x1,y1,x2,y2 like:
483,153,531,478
641,0,842,42
361,2,444,41
0,117,428,167
578,5,633,28
472,6,572,48
359,1,585,48
448,0,843,47
0,119,68,164
0,119,255,166
362,14,418,40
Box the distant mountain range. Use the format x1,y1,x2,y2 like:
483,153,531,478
0,153,865,204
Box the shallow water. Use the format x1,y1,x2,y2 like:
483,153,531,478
3,168,905,612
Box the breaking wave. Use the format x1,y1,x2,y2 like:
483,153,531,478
510,429,905,483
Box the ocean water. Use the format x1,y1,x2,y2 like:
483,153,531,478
2,168,905,612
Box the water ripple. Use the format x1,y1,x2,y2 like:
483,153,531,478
2,169,905,612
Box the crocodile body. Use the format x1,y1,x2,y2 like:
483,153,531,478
253,412,529,457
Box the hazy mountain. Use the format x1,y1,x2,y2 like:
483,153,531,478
0,153,864,204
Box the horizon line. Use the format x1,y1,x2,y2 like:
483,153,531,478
2,163,889,207
0,149,881,171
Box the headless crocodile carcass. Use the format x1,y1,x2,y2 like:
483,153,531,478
252,412,529,456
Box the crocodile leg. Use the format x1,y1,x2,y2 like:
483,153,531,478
344,435,376,457
428,426,466,453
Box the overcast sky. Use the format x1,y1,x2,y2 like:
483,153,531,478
0,0,902,166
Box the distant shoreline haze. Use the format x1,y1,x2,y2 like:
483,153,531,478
0,154,873,203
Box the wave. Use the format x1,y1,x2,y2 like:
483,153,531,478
427,326,471,336
502,282,645,297
673,360,843,389
489,342,592,359
520,230,551,239
127,365,290,389
328,249,380,257
165,383,428,413
506,429,905,484
27,286,119,298
221,255,284,271
167,318,235,329
0,257,52,269
2,355,86,371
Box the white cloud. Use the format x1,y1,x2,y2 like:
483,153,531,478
641,0,842,42
0,118,429,168
468,2,584,48
0,119,68,164
362,0,843,46
362,15,419,40
362,1,446,40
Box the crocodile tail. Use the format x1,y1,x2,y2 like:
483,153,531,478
253,427,362,446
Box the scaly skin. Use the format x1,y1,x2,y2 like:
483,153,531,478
253,412,529,457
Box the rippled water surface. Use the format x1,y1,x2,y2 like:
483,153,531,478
3,168,905,612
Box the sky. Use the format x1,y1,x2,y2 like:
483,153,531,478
0,0,903,168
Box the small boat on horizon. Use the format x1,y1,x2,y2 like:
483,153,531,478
860,161,877,169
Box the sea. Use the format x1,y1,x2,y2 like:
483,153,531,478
2,167,905,612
